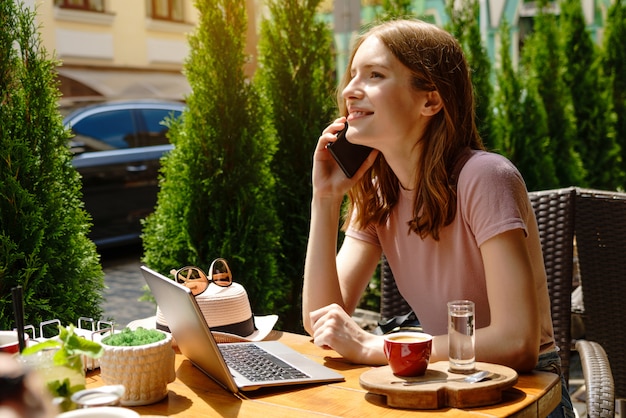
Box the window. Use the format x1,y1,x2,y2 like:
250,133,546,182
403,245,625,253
71,110,138,151
146,0,184,22
55,0,105,12
137,108,182,146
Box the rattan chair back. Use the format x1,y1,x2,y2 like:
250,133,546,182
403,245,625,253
380,254,412,321
574,188,626,400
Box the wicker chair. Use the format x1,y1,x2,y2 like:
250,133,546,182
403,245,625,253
573,188,626,414
380,254,412,321
379,186,616,417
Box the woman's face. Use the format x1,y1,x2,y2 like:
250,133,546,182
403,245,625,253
342,35,431,154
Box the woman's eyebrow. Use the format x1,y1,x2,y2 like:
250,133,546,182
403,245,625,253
351,62,392,74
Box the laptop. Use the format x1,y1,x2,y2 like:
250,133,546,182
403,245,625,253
140,265,344,392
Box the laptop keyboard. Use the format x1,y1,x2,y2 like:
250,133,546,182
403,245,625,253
219,343,310,382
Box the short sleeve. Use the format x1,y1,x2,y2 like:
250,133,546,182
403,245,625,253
458,152,530,247
345,214,381,247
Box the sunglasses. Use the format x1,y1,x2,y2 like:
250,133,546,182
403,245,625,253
170,258,233,296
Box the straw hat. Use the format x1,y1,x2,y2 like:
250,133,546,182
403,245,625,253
154,281,278,343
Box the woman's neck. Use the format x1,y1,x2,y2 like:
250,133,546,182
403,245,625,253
383,144,421,191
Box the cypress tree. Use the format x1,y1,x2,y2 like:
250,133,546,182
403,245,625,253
0,0,104,330
255,0,335,331
602,0,626,182
490,20,557,191
444,0,493,146
142,0,285,318
560,0,622,189
521,0,585,187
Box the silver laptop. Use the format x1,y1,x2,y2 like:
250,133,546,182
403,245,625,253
140,265,344,392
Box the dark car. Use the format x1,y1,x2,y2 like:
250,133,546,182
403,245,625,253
64,100,184,248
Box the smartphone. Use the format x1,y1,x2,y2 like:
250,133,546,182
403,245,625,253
326,122,373,178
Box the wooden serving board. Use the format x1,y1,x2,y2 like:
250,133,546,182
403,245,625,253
359,361,518,409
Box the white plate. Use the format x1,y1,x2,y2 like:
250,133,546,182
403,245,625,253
57,407,139,418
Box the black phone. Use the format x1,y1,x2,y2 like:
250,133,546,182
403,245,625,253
326,122,373,178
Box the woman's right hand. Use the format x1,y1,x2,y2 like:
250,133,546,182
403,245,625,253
312,117,377,200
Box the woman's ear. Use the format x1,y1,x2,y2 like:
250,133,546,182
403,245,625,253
421,91,443,116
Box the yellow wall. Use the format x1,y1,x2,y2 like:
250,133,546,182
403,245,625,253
33,0,198,71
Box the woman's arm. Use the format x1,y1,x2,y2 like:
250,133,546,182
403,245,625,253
306,237,386,365
302,216,381,335
474,228,541,372
301,117,383,364
302,117,379,335
301,192,345,335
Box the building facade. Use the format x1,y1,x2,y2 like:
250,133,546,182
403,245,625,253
25,0,612,105
26,0,262,105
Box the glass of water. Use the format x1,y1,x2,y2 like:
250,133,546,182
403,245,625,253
447,300,475,373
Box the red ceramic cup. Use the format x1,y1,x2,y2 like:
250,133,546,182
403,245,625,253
0,330,28,354
383,331,433,377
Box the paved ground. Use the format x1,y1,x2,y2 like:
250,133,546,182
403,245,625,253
101,246,586,416
100,246,155,328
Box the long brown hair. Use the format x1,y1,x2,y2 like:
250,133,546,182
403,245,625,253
338,19,484,240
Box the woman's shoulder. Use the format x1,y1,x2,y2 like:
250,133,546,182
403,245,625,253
460,150,526,191
466,150,517,167
463,150,522,179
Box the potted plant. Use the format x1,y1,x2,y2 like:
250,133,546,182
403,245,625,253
99,327,175,406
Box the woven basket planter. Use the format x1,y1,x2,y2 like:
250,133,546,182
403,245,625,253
99,331,175,406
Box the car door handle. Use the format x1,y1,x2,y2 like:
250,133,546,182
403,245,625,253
126,164,147,172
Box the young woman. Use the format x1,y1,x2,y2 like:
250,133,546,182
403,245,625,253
302,19,574,417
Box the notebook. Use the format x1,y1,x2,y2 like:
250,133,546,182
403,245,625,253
140,265,344,392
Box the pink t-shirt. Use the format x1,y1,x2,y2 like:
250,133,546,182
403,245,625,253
347,151,554,352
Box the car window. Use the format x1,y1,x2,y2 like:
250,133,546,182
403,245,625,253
137,109,182,146
71,110,138,151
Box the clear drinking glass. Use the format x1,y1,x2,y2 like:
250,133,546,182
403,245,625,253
447,300,476,373
17,348,86,412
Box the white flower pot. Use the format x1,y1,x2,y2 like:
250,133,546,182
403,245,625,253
99,331,175,406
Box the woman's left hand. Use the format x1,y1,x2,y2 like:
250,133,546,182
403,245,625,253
309,303,387,365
